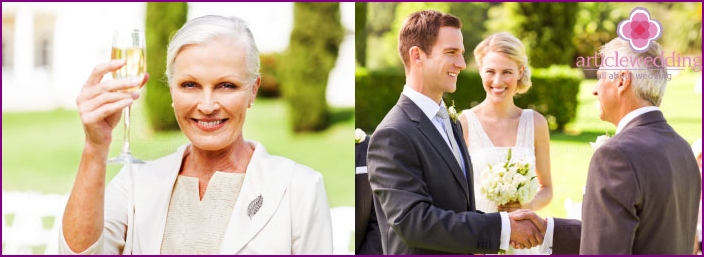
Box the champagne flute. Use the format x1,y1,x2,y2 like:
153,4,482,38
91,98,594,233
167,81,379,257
107,28,146,164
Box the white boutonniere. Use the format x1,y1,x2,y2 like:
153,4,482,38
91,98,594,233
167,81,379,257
590,133,611,150
447,100,458,124
355,128,367,144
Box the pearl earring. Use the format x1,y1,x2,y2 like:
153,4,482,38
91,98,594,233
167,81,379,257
171,103,174,108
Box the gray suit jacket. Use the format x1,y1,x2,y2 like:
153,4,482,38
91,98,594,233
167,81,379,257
367,95,502,254
554,110,700,254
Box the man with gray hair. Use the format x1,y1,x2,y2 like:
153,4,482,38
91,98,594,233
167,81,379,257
517,37,701,254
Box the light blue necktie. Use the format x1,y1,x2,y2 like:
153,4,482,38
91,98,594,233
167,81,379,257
437,107,465,177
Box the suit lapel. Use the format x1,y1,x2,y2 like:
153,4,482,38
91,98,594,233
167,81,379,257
220,142,293,253
398,96,469,196
452,120,475,209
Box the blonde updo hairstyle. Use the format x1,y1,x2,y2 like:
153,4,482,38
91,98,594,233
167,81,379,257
474,32,532,94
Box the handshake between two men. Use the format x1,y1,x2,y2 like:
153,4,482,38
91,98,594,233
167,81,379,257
508,210,548,250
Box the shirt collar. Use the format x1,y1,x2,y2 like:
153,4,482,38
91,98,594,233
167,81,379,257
616,106,659,134
402,85,444,121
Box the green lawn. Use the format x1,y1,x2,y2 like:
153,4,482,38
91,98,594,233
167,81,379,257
2,98,354,208
536,71,702,219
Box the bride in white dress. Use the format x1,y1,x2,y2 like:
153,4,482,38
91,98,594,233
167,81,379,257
458,32,553,253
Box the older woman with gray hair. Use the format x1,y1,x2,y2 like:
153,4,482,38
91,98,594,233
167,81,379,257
61,15,332,254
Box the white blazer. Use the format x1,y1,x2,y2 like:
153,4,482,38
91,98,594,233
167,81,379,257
59,141,333,254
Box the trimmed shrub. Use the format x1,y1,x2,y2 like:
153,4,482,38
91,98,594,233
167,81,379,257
259,53,281,98
355,65,583,132
144,2,188,131
355,2,367,67
279,3,343,132
354,67,406,133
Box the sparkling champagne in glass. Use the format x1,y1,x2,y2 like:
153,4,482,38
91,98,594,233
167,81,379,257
107,28,146,164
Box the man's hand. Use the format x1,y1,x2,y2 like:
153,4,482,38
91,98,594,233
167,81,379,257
508,209,546,249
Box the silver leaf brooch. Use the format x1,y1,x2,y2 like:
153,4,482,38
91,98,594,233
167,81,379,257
247,194,263,219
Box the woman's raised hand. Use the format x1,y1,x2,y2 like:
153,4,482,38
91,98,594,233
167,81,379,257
76,60,148,150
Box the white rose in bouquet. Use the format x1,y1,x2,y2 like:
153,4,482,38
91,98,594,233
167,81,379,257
480,148,537,206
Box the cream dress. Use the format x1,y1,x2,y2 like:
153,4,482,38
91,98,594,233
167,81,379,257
463,109,538,254
160,172,246,254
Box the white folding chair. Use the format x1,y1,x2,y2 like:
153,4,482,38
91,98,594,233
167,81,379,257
564,198,582,221
2,191,68,254
329,206,355,255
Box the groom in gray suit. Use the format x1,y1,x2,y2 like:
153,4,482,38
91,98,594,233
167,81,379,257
525,37,701,254
367,10,545,254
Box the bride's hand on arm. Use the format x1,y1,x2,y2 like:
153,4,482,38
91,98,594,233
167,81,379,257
62,60,148,253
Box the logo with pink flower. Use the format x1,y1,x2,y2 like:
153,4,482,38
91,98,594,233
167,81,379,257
617,7,663,53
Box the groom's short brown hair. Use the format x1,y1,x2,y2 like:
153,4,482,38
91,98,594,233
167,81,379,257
398,10,462,72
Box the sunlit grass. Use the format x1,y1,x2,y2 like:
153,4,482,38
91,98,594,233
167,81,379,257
2,98,354,207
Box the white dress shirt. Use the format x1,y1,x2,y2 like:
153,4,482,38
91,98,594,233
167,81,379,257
402,86,511,251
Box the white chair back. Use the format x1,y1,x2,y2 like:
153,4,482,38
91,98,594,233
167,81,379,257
2,191,68,254
329,206,354,255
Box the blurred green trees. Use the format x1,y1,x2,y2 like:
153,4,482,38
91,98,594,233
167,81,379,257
488,2,579,68
144,2,187,131
363,2,701,71
258,53,282,98
355,2,367,67
448,2,490,68
358,3,702,132
379,2,452,69
279,3,343,132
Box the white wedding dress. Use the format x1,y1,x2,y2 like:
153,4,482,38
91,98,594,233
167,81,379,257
463,109,539,254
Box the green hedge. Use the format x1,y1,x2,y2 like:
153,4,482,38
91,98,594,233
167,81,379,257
355,65,583,133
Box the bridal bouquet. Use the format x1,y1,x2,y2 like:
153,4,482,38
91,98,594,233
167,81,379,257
479,148,538,206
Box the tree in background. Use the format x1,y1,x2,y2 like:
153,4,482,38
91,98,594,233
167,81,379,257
379,2,452,69
365,2,398,69
355,2,367,67
571,2,625,78
144,2,188,131
279,3,343,132
448,2,490,68
487,2,578,68
366,3,490,70
637,2,702,55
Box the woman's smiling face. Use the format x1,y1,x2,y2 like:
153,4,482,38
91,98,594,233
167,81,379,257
170,36,259,151
479,50,523,102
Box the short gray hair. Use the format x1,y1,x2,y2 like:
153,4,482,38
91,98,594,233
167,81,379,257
166,15,260,85
600,38,667,106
